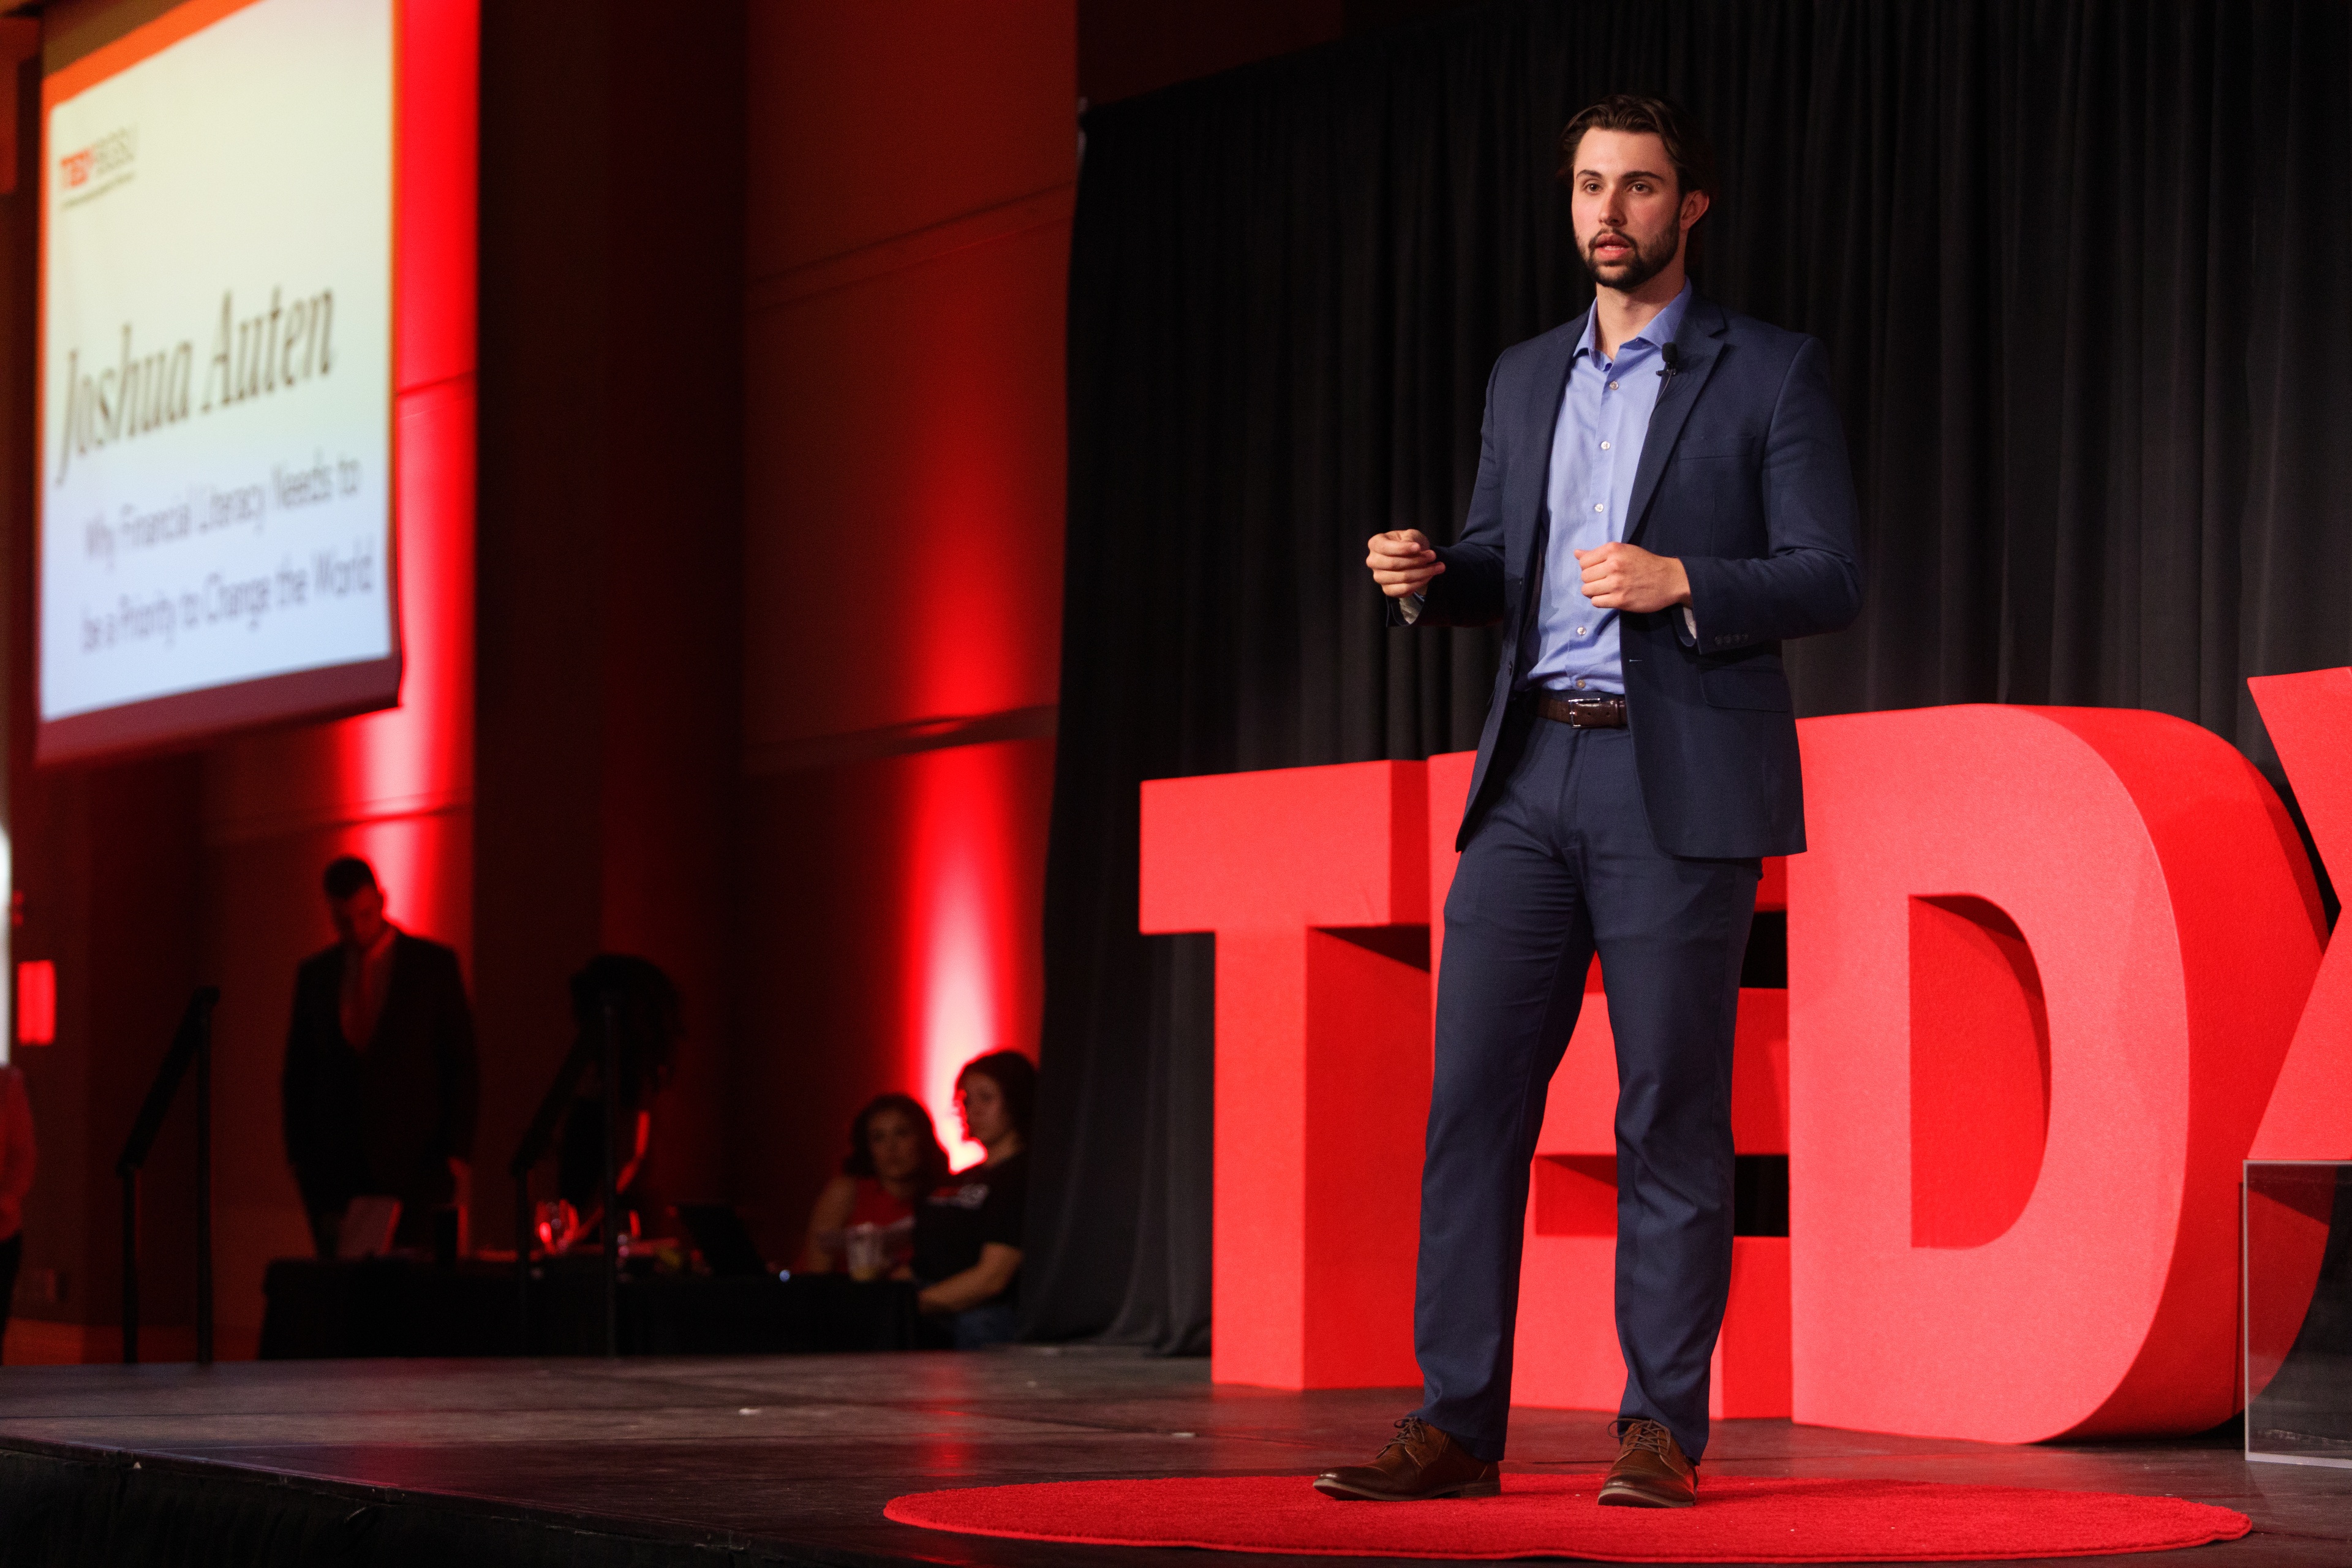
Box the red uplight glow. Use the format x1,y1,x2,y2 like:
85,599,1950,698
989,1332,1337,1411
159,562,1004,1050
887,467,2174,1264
317,0,477,941
15,960,55,1046
908,743,1035,1164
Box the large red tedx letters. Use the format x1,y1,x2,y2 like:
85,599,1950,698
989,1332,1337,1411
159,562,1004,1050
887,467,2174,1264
1140,682,2347,1438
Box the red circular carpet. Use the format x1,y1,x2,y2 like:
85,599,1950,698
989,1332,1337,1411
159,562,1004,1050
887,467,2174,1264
884,1474,2250,1562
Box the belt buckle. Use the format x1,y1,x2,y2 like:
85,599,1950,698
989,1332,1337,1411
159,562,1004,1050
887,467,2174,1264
1567,695,1620,728
1529,690,1621,727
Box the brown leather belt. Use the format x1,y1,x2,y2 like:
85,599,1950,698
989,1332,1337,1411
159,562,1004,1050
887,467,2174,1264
1532,692,1627,728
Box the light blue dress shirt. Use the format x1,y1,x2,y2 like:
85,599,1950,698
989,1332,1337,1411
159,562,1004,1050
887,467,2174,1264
1522,283,1692,695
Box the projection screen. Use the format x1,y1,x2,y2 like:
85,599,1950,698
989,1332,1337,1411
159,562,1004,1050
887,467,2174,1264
37,0,398,764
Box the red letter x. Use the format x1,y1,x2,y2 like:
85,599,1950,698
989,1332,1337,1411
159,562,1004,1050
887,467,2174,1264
2248,668,2352,1160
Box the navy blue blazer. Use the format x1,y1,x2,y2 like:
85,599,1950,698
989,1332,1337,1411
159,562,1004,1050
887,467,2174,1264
1407,293,1861,858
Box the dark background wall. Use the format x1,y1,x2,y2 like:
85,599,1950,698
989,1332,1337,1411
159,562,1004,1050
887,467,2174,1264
1079,0,1480,105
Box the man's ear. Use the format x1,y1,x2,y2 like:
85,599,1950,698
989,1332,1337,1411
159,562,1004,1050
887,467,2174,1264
1680,187,1711,233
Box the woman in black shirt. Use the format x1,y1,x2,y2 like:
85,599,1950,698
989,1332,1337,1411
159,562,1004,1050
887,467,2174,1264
910,1050,1034,1348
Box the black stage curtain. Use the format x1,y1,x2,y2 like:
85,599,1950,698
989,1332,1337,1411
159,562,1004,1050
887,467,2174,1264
1023,0,2352,1352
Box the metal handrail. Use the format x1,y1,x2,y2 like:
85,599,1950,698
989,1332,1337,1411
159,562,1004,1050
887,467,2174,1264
115,987,220,1366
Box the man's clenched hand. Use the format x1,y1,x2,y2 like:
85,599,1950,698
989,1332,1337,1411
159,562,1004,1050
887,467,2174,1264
1574,541,1689,613
1367,529,1446,599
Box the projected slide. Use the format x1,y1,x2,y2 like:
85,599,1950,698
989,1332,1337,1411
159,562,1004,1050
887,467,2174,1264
38,0,396,763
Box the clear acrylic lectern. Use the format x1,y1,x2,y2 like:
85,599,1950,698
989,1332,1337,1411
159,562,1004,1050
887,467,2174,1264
2246,1161,2352,1467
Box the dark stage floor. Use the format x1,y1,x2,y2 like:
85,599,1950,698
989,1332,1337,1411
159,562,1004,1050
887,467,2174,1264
0,1349,2345,1567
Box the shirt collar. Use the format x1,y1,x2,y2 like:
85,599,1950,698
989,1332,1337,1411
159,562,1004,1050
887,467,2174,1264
347,922,399,970
1575,280,1694,364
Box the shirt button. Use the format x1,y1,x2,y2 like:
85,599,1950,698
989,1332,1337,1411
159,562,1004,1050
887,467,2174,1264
1574,679,1588,690
1593,503,1604,513
1575,627,1586,636
1600,441,1611,450
1608,380,1620,390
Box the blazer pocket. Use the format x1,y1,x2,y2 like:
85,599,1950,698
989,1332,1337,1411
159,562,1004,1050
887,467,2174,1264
1675,437,1755,462
1702,665,1793,712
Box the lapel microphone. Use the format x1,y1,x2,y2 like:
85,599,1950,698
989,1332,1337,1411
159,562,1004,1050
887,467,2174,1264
1660,342,1683,385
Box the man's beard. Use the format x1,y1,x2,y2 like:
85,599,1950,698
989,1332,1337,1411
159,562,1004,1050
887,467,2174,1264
1582,223,1679,292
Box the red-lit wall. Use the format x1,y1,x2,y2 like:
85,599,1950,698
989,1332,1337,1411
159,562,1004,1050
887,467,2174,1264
736,1,1072,1243
470,1,745,1243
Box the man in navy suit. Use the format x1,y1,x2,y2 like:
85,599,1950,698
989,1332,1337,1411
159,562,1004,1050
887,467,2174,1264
1316,96,1860,1509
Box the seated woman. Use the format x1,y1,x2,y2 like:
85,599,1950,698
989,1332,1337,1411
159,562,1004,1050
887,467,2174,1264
554,954,681,1245
909,1050,1035,1348
796,1093,950,1278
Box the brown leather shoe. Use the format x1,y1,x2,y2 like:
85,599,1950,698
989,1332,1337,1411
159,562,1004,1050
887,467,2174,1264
1313,1416,1501,1501
1596,1418,1697,1507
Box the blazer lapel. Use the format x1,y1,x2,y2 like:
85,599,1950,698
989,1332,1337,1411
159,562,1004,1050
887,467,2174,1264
1516,311,1583,561
1625,295,1728,547
1502,311,1585,670
1523,309,1584,472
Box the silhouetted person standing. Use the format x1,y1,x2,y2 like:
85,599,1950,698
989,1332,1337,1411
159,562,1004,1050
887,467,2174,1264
282,857,479,1256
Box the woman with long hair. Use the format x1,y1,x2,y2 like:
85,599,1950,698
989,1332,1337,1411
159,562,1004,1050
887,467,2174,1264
796,1093,951,1278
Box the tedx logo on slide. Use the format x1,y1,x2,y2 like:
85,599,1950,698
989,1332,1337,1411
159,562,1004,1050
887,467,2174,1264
59,127,135,198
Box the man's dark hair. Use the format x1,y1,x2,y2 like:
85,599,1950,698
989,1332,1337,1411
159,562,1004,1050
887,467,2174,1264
841,1091,952,1186
322,856,378,900
957,1050,1038,1140
1558,92,1719,205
